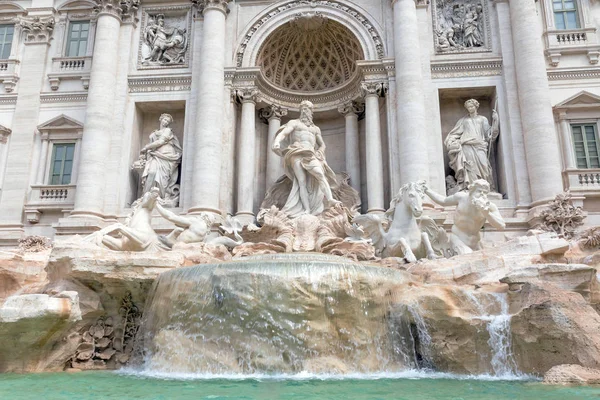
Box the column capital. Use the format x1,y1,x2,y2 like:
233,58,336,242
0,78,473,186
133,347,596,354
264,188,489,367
235,87,260,104
0,125,11,144
18,16,55,45
259,105,288,123
93,0,140,22
195,0,232,16
558,111,569,121
360,81,388,98
338,101,365,116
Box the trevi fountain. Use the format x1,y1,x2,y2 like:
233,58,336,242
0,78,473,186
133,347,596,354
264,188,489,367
2,0,600,398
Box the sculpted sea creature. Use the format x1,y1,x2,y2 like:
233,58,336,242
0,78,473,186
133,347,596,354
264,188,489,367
353,181,447,263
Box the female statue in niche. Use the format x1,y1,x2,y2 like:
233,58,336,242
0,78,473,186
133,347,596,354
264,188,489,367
444,99,498,192
133,113,182,207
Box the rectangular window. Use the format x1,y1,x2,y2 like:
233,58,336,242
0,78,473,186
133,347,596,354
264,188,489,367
49,143,76,185
572,124,600,169
66,21,90,57
553,0,579,30
0,25,14,60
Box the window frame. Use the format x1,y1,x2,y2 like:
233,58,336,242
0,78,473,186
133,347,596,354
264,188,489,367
571,122,600,169
48,142,76,185
0,24,14,60
64,20,90,58
553,0,580,30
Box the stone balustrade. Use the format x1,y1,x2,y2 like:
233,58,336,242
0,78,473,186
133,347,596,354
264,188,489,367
24,184,77,223
0,59,19,92
564,169,600,193
48,56,93,90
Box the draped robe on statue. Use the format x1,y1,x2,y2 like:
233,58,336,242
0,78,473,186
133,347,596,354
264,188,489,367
142,128,182,198
278,132,339,218
444,114,492,189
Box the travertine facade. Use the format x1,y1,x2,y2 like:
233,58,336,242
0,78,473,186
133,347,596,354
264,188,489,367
1,0,600,244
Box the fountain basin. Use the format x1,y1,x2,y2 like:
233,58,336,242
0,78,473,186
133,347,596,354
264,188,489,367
138,254,416,374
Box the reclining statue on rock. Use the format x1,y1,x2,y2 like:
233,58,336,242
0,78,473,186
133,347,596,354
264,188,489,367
155,203,243,249
424,179,505,255
353,181,447,262
87,188,167,252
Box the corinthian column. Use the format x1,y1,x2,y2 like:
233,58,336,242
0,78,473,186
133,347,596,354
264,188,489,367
235,88,259,225
338,101,363,193
0,16,54,243
71,0,139,219
260,105,288,190
361,82,386,214
509,0,563,203
391,0,429,184
189,0,231,215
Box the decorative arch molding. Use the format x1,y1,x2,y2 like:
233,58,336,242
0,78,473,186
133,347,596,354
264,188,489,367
235,0,386,68
57,0,97,13
0,3,26,15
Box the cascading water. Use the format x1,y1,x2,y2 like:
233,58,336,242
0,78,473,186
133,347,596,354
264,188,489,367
483,293,519,377
133,253,523,377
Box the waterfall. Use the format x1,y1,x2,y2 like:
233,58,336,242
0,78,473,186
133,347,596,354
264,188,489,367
484,293,519,377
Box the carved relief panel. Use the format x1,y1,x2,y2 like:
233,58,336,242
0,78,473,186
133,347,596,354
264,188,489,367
432,0,491,54
138,5,191,69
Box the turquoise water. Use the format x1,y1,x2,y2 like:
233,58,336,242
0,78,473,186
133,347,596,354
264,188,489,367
1,371,600,400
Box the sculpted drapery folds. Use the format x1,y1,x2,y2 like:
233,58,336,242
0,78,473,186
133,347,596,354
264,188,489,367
444,98,498,192
272,100,341,217
133,114,182,207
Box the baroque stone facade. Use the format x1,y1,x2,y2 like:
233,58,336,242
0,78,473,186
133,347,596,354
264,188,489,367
0,0,599,244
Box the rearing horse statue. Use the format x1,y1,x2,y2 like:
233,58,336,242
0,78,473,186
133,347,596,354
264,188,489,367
353,181,447,262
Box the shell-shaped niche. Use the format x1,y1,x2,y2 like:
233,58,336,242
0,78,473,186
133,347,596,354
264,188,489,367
257,13,364,93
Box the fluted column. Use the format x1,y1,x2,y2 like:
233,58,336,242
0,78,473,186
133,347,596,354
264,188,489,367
0,16,54,242
260,105,288,190
338,101,364,192
392,0,429,184
509,0,563,203
189,0,231,215
71,0,139,219
362,82,386,214
235,88,258,225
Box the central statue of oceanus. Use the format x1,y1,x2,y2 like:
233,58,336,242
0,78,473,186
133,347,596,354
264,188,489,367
264,100,360,218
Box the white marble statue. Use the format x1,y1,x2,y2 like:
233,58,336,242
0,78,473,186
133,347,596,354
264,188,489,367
132,113,182,207
155,204,244,249
353,181,446,263
91,188,166,252
425,179,505,254
271,100,341,217
143,14,188,65
444,99,498,192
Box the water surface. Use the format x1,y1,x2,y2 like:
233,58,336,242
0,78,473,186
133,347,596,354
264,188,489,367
1,371,599,400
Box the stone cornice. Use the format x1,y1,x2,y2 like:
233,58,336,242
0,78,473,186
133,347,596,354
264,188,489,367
547,68,600,81
19,16,55,45
40,92,88,103
128,75,192,93
430,58,503,79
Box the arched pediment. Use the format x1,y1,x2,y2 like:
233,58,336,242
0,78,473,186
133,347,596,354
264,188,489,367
0,2,26,15
57,0,96,12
